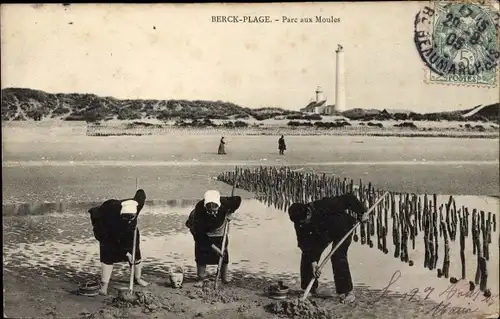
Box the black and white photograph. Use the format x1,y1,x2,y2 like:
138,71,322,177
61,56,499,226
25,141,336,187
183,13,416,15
2,2,499,318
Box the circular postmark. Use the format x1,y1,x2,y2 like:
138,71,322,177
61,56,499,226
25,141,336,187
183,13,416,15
414,2,499,85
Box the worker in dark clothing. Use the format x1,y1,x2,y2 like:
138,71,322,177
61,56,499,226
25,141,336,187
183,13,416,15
288,192,368,303
218,137,226,155
278,135,286,155
88,189,149,295
185,190,242,285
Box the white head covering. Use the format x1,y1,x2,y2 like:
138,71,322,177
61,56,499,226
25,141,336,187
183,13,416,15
204,190,221,208
121,200,138,215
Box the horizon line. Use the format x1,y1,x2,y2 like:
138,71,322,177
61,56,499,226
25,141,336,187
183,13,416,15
2,160,499,168
2,86,493,114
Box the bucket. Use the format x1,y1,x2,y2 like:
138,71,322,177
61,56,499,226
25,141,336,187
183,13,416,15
169,267,184,288
78,280,101,297
268,281,289,300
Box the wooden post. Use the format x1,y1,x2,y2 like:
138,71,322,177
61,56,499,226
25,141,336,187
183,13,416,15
473,212,481,285
472,209,477,255
441,220,450,278
432,196,439,269
417,196,422,232
487,212,492,244
359,179,363,201
360,213,366,245
402,195,409,262
382,196,388,253
459,212,466,279
369,189,375,237
428,199,435,270
463,207,468,237
481,211,489,261
393,207,400,258
452,197,458,241
479,256,488,292
423,197,430,268
377,202,382,251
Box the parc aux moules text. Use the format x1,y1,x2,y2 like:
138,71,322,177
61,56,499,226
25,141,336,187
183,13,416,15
211,15,340,24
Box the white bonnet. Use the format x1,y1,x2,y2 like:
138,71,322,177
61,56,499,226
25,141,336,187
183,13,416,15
121,200,138,215
204,190,221,207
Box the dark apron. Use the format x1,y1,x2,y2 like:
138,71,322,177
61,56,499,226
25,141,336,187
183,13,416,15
195,235,229,265
100,228,142,265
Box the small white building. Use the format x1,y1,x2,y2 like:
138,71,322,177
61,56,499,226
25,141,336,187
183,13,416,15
300,86,336,115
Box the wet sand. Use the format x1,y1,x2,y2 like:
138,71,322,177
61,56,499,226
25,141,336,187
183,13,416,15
3,126,499,204
3,163,499,206
3,126,499,163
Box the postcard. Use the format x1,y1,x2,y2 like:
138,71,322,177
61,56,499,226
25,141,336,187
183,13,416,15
2,2,499,318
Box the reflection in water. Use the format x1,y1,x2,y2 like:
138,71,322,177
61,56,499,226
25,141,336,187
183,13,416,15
2,198,499,314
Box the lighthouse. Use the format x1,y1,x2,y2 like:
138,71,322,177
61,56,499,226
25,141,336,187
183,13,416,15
315,86,323,102
335,44,346,112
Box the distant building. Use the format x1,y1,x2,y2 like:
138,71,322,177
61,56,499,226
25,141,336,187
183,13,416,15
300,44,346,115
300,86,336,115
380,109,413,120
381,109,412,116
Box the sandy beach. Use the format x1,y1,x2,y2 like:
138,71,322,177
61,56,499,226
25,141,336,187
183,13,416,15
2,122,499,319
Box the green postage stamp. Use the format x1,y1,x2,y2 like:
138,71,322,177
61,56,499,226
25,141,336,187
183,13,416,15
414,1,499,86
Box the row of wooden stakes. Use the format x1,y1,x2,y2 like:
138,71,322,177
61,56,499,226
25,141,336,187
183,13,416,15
216,166,497,294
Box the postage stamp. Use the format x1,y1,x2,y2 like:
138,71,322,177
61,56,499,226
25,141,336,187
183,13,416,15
414,1,500,86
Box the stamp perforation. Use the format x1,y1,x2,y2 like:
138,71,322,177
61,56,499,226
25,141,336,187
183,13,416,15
422,67,500,87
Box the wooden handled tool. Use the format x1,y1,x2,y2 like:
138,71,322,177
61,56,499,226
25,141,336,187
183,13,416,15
215,168,239,289
301,191,390,301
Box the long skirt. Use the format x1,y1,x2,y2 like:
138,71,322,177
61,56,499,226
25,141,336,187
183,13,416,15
218,143,226,155
195,235,229,265
100,229,142,265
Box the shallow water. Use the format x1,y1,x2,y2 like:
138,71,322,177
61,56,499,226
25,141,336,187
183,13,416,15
2,195,499,315
3,163,499,207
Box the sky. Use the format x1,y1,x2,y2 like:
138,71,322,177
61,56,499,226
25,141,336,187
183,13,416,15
1,2,499,112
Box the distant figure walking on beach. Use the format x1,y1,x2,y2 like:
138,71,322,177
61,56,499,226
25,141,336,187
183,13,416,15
278,135,286,155
287,193,369,304
88,189,149,295
218,137,226,155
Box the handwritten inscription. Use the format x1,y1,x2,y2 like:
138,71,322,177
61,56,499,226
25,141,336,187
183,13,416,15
373,270,497,317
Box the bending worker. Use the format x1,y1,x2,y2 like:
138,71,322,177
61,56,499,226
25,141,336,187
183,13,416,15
185,190,242,285
88,189,149,295
288,192,368,304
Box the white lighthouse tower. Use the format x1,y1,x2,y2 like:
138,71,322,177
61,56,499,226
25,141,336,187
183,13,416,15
315,86,323,102
335,44,346,113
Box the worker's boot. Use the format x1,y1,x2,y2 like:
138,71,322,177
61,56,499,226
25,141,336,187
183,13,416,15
133,262,149,287
99,263,113,295
340,291,356,304
195,264,208,288
221,263,231,284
